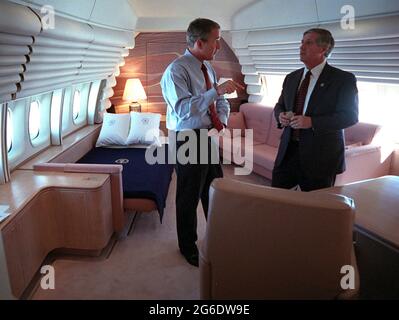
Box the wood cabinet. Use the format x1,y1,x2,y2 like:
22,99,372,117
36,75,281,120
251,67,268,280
1,181,113,298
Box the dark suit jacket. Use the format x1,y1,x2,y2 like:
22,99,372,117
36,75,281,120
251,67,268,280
274,63,359,178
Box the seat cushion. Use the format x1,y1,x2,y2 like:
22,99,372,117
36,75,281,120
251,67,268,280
240,103,274,144
220,137,263,163
226,112,246,137
252,144,278,171
344,122,380,145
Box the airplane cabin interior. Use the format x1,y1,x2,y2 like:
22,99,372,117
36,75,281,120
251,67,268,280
0,0,398,302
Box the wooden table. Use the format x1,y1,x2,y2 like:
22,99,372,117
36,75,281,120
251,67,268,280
323,176,399,299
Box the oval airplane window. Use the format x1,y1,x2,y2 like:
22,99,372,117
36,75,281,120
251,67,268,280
7,108,12,152
29,101,40,141
73,90,80,121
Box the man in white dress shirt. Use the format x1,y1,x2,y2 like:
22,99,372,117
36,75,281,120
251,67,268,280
161,18,243,266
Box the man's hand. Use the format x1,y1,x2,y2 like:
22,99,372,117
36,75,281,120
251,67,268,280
289,115,312,129
279,111,294,127
216,80,245,96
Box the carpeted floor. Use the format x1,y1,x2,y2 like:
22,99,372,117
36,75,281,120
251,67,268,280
31,164,271,300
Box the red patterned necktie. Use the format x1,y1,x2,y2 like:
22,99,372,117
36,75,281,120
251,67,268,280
292,70,311,140
201,63,224,131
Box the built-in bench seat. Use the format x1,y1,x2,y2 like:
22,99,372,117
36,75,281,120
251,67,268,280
0,169,114,299
0,125,122,299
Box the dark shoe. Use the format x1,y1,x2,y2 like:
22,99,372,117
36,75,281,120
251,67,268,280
181,251,199,267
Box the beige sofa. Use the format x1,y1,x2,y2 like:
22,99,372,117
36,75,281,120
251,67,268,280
200,178,359,299
221,103,394,185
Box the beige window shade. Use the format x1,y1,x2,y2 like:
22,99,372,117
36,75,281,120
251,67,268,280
91,25,134,47
20,75,78,91
88,43,125,53
0,83,18,96
30,46,88,56
0,33,33,46
78,68,115,76
0,1,41,36
0,44,30,56
101,88,114,100
33,37,90,49
84,50,124,59
0,74,21,87
26,62,82,72
20,23,132,97
23,69,79,82
106,76,117,88
234,14,399,89
82,61,122,69
84,56,123,63
0,56,27,66
16,75,109,100
0,1,133,102
0,65,24,77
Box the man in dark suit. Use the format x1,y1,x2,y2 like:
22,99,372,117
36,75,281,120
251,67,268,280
272,28,359,191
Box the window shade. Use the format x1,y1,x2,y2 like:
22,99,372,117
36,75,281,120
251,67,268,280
0,1,134,102
233,14,399,101
0,2,39,103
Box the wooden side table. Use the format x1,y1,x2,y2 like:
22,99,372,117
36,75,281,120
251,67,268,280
322,176,399,299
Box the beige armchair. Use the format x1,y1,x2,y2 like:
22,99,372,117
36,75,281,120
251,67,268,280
200,179,359,299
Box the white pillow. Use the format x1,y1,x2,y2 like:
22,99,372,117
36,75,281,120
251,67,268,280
96,113,131,147
126,112,161,145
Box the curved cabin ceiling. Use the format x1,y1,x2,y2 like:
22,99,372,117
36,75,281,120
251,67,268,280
9,0,256,31
9,0,138,30
233,0,399,30
129,0,256,31
8,0,399,32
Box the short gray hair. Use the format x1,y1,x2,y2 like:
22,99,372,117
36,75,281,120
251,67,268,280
304,28,335,57
186,18,220,48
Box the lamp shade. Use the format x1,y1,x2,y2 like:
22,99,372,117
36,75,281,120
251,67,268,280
123,78,147,102
218,78,238,99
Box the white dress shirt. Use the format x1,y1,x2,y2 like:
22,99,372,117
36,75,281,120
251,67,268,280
300,59,327,114
160,49,230,131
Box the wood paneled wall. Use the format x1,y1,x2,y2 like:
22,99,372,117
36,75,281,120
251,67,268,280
111,32,248,114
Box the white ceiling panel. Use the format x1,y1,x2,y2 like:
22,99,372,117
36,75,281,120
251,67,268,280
90,0,137,30
28,0,95,20
316,0,399,22
129,0,256,31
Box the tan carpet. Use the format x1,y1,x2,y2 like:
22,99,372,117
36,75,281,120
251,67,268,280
31,164,270,300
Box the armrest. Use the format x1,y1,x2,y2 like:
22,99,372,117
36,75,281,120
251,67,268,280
33,163,125,232
226,112,246,137
34,162,122,174
336,145,393,186
344,144,381,157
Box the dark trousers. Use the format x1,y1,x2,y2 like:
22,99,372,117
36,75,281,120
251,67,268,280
175,130,223,254
271,140,336,192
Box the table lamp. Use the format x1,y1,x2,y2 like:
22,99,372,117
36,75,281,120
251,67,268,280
123,78,147,112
